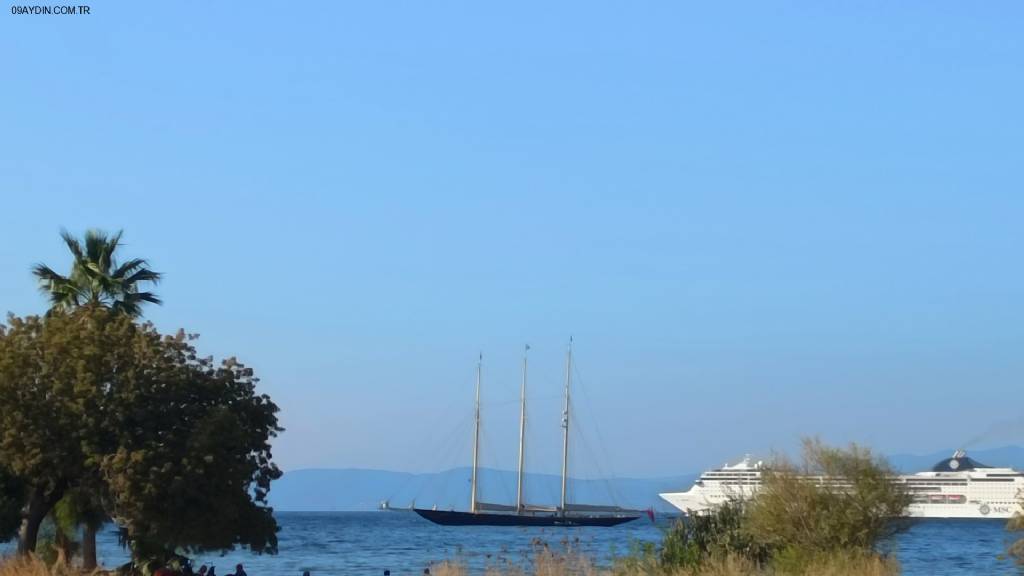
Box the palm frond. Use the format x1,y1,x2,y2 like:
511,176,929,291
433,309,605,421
32,263,84,309
83,230,112,273
112,291,162,317
31,263,68,284
110,300,140,317
99,229,123,274
131,291,162,306
43,229,161,317
59,229,85,262
111,258,149,279
123,268,162,286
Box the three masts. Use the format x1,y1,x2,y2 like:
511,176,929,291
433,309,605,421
415,341,641,527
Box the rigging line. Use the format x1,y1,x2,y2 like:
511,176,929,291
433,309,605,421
420,411,475,505
478,423,516,504
483,392,563,406
571,415,626,506
416,415,474,507
522,426,558,507
389,410,474,505
481,397,523,408
572,360,624,484
440,417,476,509
387,390,477,497
571,365,629,506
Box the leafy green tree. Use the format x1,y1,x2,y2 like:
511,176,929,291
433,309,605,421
0,309,282,561
32,229,161,317
101,330,282,561
0,313,97,554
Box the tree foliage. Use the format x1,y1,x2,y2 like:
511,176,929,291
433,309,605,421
1005,511,1024,563
744,438,910,555
643,439,908,575
32,229,161,317
0,312,99,553
0,308,282,559
101,331,283,558
659,500,771,569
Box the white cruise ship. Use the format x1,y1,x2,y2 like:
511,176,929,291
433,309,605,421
660,450,1024,519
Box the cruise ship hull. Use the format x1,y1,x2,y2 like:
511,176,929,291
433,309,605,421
660,493,1023,520
659,451,1024,520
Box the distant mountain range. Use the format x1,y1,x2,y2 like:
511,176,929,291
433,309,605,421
269,446,1024,512
887,445,1024,473
269,467,695,512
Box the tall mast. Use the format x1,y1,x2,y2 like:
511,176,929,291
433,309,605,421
560,338,572,514
470,353,482,514
516,345,529,512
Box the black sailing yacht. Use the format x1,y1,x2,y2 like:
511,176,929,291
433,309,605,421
413,342,643,527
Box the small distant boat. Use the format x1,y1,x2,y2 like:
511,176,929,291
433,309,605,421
413,342,643,527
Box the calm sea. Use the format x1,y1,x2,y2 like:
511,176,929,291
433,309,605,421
4,512,1024,575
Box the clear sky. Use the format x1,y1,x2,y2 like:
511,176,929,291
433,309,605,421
2,2,1023,478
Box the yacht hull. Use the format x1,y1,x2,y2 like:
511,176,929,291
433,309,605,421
413,508,640,527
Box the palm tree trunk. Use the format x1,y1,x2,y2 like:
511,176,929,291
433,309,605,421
54,528,71,568
82,522,98,570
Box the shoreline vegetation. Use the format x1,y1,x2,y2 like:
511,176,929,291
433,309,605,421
430,547,897,576
1,231,1023,575
0,230,281,574
420,440,908,575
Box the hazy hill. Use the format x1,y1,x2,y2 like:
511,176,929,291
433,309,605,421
270,446,1024,512
269,467,695,512
887,445,1024,473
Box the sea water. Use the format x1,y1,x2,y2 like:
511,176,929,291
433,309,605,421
4,512,1023,575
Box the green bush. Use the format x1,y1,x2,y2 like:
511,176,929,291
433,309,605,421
660,500,771,569
745,438,910,558
629,439,908,575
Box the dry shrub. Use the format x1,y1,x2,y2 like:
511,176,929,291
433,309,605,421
677,554,759,576
745,439,910,554
0,556,68,576
775,550,898,576
439,546,605,576
611,551,897,576
532,547,600,576
431,560,468,576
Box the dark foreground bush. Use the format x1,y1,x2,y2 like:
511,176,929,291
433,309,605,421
659,501,771,569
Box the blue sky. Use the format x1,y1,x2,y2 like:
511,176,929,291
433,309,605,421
2,2,1023,477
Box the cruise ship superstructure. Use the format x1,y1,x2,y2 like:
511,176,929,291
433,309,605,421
660,450,1024,519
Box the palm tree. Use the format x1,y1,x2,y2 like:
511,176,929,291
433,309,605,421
32,229,161,317
31,229,160,567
